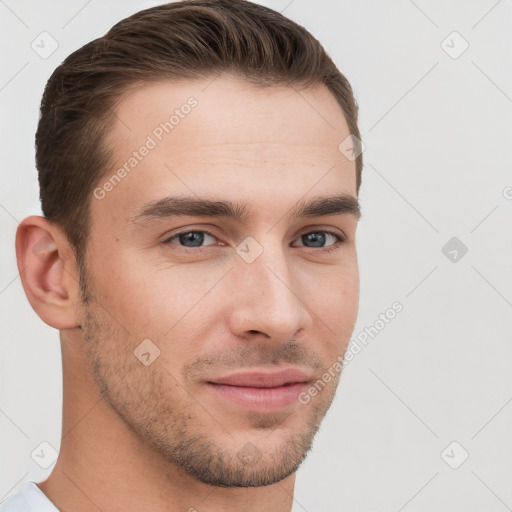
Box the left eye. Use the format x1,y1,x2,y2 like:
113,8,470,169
162,230,345,250
294,231,344,249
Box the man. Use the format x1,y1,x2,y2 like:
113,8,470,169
3,0,363,510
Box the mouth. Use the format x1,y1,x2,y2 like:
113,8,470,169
204,368,312,412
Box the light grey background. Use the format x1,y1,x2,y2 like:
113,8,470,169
1,1,511,510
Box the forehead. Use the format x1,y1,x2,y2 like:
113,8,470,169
109,76,352,148
92,76,357,230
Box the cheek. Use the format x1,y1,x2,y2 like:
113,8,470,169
303,261,359,345
325,283,359,334
93,256,227,338
305,257,359,307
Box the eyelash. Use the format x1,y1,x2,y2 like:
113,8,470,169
161,228,346,254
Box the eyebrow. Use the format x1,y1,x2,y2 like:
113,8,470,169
126,193,361,225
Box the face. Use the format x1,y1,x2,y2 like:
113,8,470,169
79,76,359,487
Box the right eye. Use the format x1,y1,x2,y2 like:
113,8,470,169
162,229,220,250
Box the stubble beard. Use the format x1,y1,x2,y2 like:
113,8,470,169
78,268,341,487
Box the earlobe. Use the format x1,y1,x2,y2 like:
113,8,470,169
15,216,81,330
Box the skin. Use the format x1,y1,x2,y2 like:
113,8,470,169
15,75,360,512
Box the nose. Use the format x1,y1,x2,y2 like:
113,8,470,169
226,242,313,343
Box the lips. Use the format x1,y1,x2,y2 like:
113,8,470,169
207,368,312,388
204,368,313,411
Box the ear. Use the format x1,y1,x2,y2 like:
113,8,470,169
15,215,82,330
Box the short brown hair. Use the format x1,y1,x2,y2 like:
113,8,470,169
36,0,362,284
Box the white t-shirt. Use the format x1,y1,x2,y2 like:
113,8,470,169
0,482,59,512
